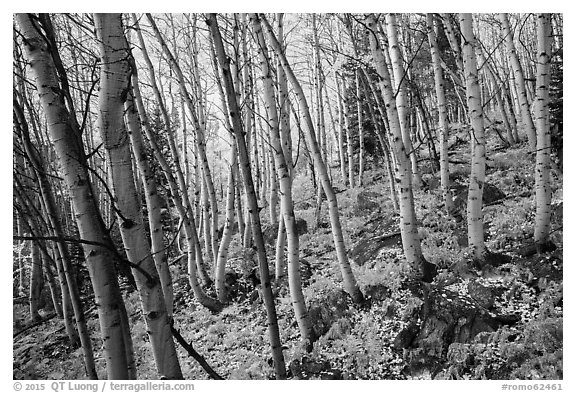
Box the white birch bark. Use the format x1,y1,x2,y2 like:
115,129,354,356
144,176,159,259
459,13,488,261
252,13,313,345
534,14,553,251
94,14,182,379
366,14,437,282
499,13,537,149
427,14,453,213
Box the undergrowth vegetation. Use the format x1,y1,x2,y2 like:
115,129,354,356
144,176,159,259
13,129,562,380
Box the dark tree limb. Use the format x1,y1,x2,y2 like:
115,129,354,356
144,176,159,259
170,323,224,380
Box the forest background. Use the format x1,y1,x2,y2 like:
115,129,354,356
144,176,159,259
6,2,574,389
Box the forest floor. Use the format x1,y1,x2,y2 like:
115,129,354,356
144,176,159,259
13,125,563,380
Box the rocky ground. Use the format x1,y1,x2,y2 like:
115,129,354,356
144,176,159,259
14,128,563,380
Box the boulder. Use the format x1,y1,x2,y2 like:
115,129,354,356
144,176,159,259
295,217,308,235
349,232,402,266
354,190,381,214
308,289,352,339
452,182,506,216
349,214,401,266
393,282,520,378
262,218,308,245
467,279,505,309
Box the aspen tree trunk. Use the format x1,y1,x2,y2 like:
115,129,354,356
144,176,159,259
29,241,43,322
42,252,62,318
386,14,422,189
427,14,453,213
262,14,364,303
312,14,327,227
94,14,182,380
335,73,349,186
499,13,537,149
236,177,246,241
252,13,313,347
342,76,356,188
16,13,134,380
46,243,69,321
459,13,489,263
209,30,239,302
208,14,287,379
260,139,270,209
201,175,214,267
366,14,437,282
275,13,291,281
275,215,287,281
16,217,26,297
324,75,340,170
239,13,254,248
124,93,174,318
146,13,219,272
269,154,279,225
534,13,554,252
215,145,236,302
47,243,72,325
356,70,365,187
441,13,464,77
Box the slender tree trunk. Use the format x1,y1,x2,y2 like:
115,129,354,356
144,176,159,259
534,13,553,252
341,77,356,188
95,14,182,380
262,14,364,303
275,13,290,281
499,13,537,148
386,13,422,189
42,251,62,318
335,73,349,186
29,241,43,322
16,217,26,297
124,93,174,318
459,13,489,263
269,152,279,225
208,14,287,378
367,14,437,282
356,69,365,187
427,14,453,213
215,140,237,302
17,13,134,379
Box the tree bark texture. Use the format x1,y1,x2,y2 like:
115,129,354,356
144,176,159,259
17,13,134,380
